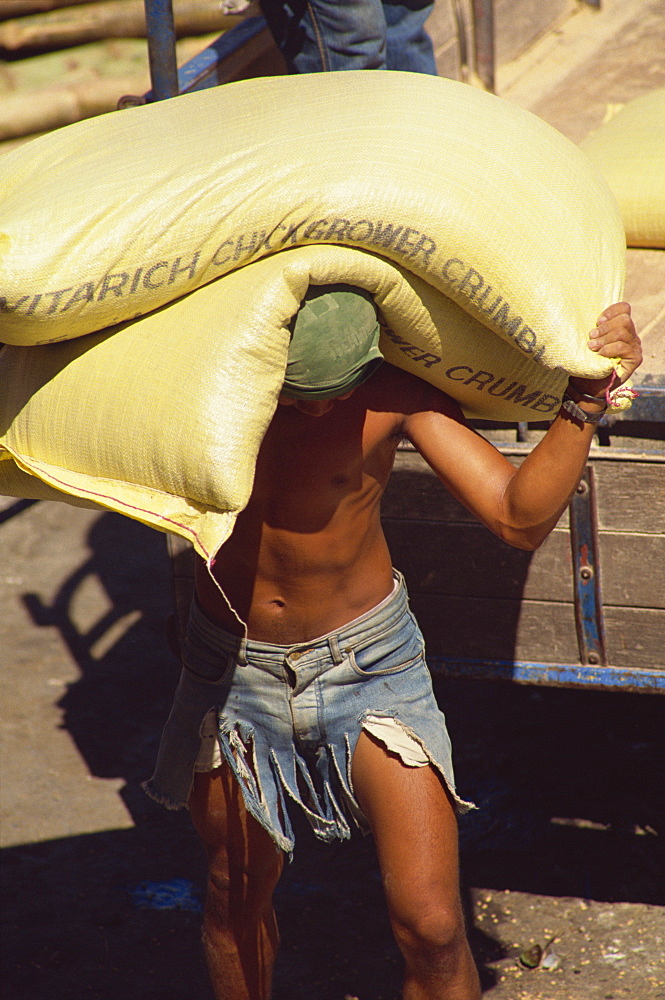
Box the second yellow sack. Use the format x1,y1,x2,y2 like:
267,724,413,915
580,89,665,249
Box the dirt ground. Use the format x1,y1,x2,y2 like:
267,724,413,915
2,1,664,998
1,502,664,1000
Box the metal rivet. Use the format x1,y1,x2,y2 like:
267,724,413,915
580,566,593,581
576,481,588,495
588,652,600,665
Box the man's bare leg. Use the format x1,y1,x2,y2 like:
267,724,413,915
352,732,481,1000
189,767,284,1000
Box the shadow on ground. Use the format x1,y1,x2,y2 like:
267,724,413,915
2,514,663,1000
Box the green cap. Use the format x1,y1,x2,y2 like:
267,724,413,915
281,284,383,400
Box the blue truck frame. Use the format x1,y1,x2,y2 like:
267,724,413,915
140,0,665,694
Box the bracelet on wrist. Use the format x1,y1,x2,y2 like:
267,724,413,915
560,386,608,425
565,374,639,418
565,381,608,407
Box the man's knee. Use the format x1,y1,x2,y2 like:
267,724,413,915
391,897,469,968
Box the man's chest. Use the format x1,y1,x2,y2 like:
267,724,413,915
252,406,400,511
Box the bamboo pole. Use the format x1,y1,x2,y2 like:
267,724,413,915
0,72,150,138
0,38,149,94
0,0,250,52
0,33,220,138
0,1,93,18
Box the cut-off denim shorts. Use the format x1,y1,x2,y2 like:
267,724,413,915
144,572,473,853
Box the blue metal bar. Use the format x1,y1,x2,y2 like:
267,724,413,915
177,16,269,94
569,466,607,666
144,0,179,101
429,657,665,694
495,444,665,459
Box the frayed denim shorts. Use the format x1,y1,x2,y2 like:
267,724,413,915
144,571,473,853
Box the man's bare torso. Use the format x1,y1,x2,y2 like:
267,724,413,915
195,365,443,642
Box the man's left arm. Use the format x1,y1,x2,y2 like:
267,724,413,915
404,302,642,550
498,301,642,547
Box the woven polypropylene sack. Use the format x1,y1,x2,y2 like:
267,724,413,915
0,244,573,558
580,89,665,249
0,457,104,510
0,263,287,559
0,71,623,383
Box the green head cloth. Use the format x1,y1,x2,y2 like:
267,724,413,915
281,284,384,400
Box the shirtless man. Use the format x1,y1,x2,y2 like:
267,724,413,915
146,285,642,1000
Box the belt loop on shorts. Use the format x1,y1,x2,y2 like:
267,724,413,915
236,638,248,666
328,635,344,664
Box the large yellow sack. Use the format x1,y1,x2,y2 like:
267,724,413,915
1,244,574,560
0,460,103,511
1,70,623,383
580,89,665,249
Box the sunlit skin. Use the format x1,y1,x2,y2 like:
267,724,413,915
190,304,642,1000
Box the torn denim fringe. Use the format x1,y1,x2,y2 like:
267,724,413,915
144,572,474,854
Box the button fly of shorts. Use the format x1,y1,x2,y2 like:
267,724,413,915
284,649,326,746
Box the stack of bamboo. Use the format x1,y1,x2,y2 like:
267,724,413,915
0,0,257,153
